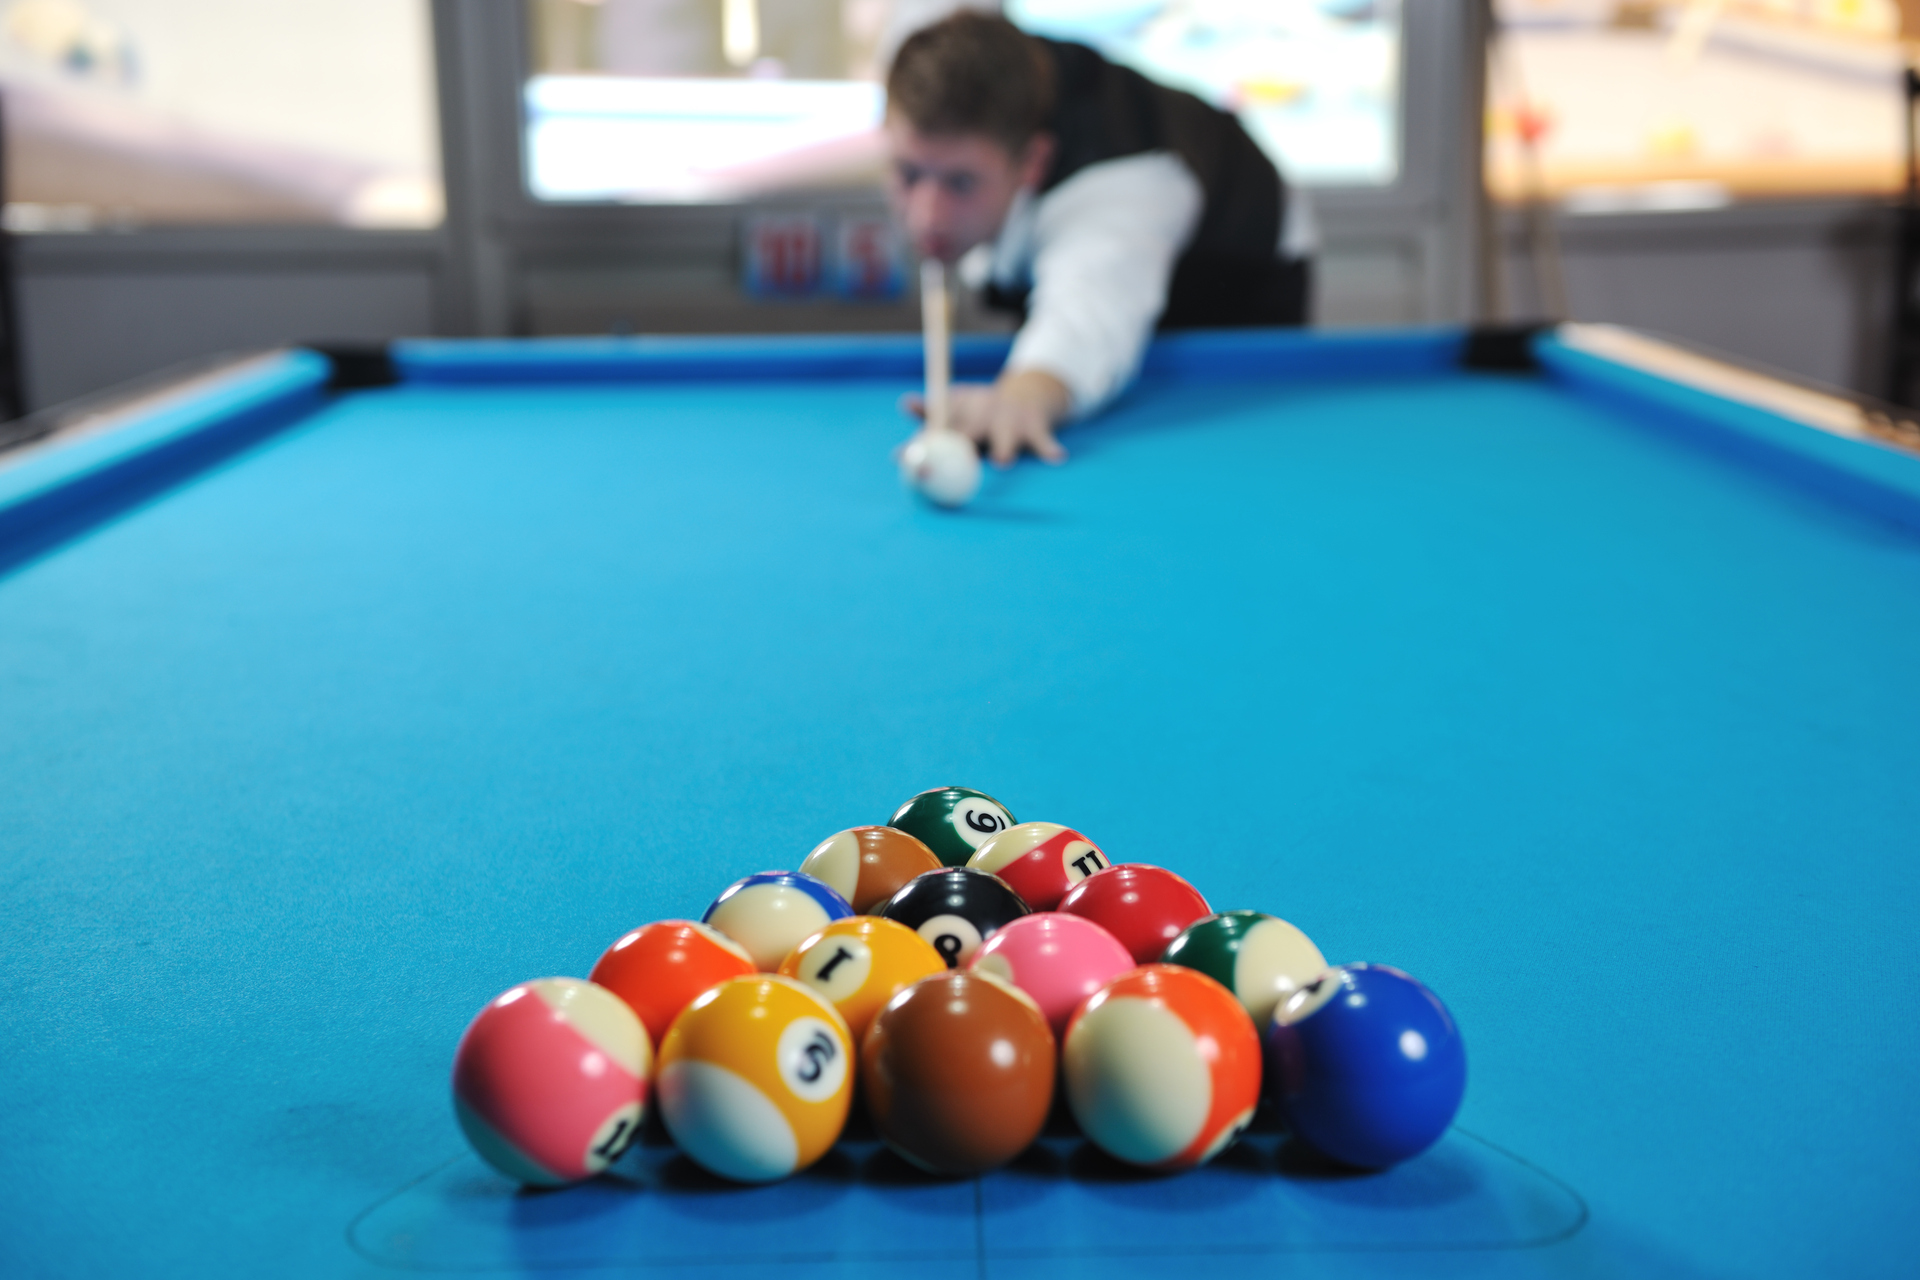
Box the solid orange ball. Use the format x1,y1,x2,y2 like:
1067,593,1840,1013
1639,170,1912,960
590,919,757,1047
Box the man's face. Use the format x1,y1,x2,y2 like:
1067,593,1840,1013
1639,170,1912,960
884,116,1051,263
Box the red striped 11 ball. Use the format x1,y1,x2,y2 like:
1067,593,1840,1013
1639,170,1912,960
966,821,1112,910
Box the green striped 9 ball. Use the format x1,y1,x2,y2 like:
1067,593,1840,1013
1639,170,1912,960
1162,911,1328,1027
888,787,1016,868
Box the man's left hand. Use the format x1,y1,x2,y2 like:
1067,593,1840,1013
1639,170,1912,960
903,368,1073,467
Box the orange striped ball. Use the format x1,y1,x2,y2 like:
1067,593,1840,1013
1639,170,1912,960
1062,964,1261,1170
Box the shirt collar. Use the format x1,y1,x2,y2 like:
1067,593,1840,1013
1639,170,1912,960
985,186,1039,287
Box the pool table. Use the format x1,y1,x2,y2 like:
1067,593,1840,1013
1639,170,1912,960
2,325,1917,1280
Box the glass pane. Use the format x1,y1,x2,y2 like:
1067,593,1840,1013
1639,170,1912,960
1005,1,1402,187
1,0,442,231
522,0,1404,205
1487,0,1906,210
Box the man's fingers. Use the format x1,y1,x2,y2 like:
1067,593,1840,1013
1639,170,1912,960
901,384,1068,468
1032,426,1067,464
988,414,1021,468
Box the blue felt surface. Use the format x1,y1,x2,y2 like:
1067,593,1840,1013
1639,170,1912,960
351,1128,1584,1271
1,340,1918,1279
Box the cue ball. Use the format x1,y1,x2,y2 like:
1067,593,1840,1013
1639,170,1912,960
967,912,1134,1039
1062,964,1261,1171
899,428,981,508
877,867,1031,967
589,919,757,1047
797,825,944,913
656,974,854,1183
888,785,1017,867
967,821,1112,910
861,969,1056,1175
702,871,854,971
1161,911,1327,1028
452,977,652,1186
777,915,948,1042
1058,863,1212,966
1265,963,1466,1170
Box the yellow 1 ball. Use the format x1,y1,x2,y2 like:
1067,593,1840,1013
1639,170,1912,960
779,916,948,1043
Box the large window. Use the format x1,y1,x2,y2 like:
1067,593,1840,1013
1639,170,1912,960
1,0,442,230
522,0,1404,205
1486,0,1907,210
1006,0,1401,187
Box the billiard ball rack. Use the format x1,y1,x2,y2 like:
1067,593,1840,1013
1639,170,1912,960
449,785,1468,1191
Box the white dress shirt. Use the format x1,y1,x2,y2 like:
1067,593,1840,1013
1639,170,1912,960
958,153,1319,417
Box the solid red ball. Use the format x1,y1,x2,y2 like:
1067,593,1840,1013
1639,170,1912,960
1058,864,1211,966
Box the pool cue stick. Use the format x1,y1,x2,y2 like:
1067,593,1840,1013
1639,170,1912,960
920,257,951,435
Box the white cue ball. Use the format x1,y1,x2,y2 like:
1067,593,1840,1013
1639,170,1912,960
898,429,981,508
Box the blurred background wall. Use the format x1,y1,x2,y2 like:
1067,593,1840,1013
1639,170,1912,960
2,0,1910,412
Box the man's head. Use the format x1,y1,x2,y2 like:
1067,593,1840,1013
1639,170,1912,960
884,13,1056,263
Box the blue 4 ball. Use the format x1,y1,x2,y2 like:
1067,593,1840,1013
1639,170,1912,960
1264,963,1467,1169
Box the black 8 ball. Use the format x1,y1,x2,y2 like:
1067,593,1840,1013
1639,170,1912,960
878,868,1031,968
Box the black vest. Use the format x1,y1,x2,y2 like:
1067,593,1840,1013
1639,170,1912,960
986,39,1310,329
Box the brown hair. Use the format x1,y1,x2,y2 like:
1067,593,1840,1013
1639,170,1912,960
885,13,1056,153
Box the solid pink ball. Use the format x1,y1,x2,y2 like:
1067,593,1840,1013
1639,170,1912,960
966,912,1136,1039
